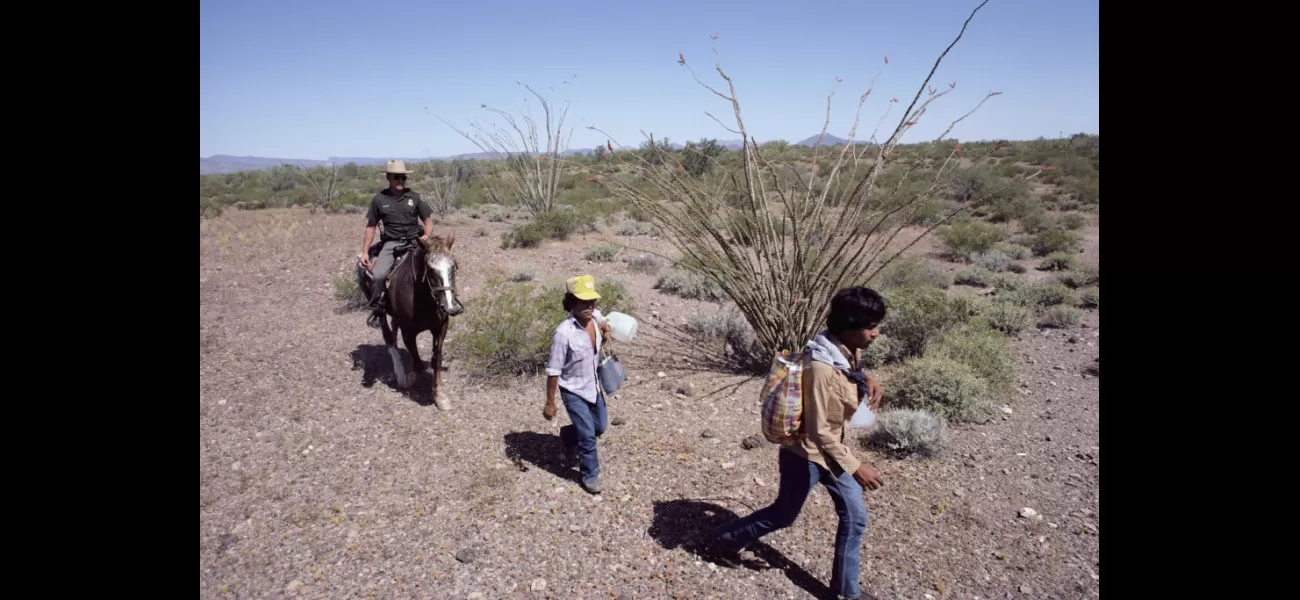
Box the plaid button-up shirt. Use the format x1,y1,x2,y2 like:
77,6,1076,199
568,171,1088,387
545,310,606,404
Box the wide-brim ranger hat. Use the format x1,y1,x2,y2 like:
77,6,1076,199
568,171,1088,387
566,275,601,301
383,159,414,174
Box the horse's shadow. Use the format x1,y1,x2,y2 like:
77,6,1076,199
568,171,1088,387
350,344,445,406
502,431,580,484
648,499,854,600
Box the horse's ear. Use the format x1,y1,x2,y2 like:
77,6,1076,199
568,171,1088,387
418,235,433,250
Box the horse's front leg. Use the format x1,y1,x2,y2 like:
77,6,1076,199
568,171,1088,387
382,318,409,389
432,319,451,411
403,327,425,376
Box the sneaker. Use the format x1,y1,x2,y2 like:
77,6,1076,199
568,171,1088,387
581,479,602,494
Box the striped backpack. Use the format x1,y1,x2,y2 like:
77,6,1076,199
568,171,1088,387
759,349,810,445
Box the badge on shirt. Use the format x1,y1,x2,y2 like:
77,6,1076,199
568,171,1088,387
407,198,413,207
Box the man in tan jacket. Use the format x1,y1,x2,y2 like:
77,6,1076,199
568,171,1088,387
715,286,887,600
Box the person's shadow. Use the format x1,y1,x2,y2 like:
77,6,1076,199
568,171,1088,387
649,499,862,600
502,431,580,484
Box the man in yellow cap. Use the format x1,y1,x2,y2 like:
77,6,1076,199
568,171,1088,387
358,159,433,327
543,275,613,494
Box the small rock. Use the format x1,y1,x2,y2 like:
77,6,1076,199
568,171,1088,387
455,547,479,563
531,578,547,592
569,524,582,532
656,371,667,378
1068,335,1079,344
701,430,717,439
468,593,485,600
216,533,239,552
1018,507,1043,520
611,416,627,426
953,488,966,498
231,461,241,471
741,435,765,450
1053,365,1065,371
1000,406,1014,414
754,476,767,486
721,462,735,469
285,580,305,593
676,383,695,397
1020,584,1033,594
1045,435,1053,442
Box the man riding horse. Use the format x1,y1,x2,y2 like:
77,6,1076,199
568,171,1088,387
358,159,432,327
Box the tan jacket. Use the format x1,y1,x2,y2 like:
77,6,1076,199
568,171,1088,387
786,348,862,477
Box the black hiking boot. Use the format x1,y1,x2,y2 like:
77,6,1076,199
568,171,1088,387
366,308,385,328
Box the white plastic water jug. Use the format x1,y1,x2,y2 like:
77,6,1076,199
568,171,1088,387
605,311,638,342
848,402,876,428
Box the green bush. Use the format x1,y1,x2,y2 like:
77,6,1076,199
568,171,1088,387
1056,263,1099,288
971,250,1012,273
868,255,952,291
929,323,1017,398
627,254,662,275
879,287,976,360
1039,252,1077,271
996,242,1033,260
449,277,634,376
1078,287,1099,309
978,298,1033,335
1058,212,1089,230
585,243,621,262
655,268,727,302
1006,280,1077,308
955,268,995,287
1039,305,1083,328
885,356,994,424
1031,228,1082,256
938,220,1009,261
333,273,367,310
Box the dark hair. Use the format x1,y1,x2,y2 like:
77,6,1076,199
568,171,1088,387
562,292,578,312
826,286,886,335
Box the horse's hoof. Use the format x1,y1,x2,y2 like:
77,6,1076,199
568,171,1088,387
434,395,452,411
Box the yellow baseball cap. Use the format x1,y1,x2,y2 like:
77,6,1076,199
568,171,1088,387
566,275,601,301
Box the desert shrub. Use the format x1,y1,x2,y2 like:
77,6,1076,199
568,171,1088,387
627,254,662,275
509,268,536,282
1007,262,1027,274
617,219,655,236
868,254,952,291
1017,209,1053,234
971,250,1012,273
1078,287,1099,309
978,298,1033,335
1039,305,1083,328
332,273,366,310
879,287,976,360
1056,263,1099,288
450,277,634,376
938,220,1008,261
955,268,995,287
585,243,621,262
655,268,727,302
885,356,994,423
862,335,895,370
686,307,767,373
1006,280,1077,308
991,273,1028,293
500,209,592,249
929,323,1017,398
1031,228,1082,256
862,409,948,457
500,224,545,249
1058,212,1088,230
474,227,488,237
997,242,1033,260
1039,252,1076,271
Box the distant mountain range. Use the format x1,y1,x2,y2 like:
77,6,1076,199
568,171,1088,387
199,133,863,174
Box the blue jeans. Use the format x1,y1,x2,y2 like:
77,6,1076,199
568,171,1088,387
559,388,607,485
716,448,868,599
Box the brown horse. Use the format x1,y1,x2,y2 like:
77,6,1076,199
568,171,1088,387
357,233,465,408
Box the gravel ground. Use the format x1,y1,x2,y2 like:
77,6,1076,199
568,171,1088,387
200,208,1099,599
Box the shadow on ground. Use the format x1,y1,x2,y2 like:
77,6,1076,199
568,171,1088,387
502,431,580,484
649,499,874,600
349,344,436,406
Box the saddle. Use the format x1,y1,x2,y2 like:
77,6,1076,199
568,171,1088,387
359,238,419,289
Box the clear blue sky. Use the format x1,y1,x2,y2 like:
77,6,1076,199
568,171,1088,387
200,0,1097,160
